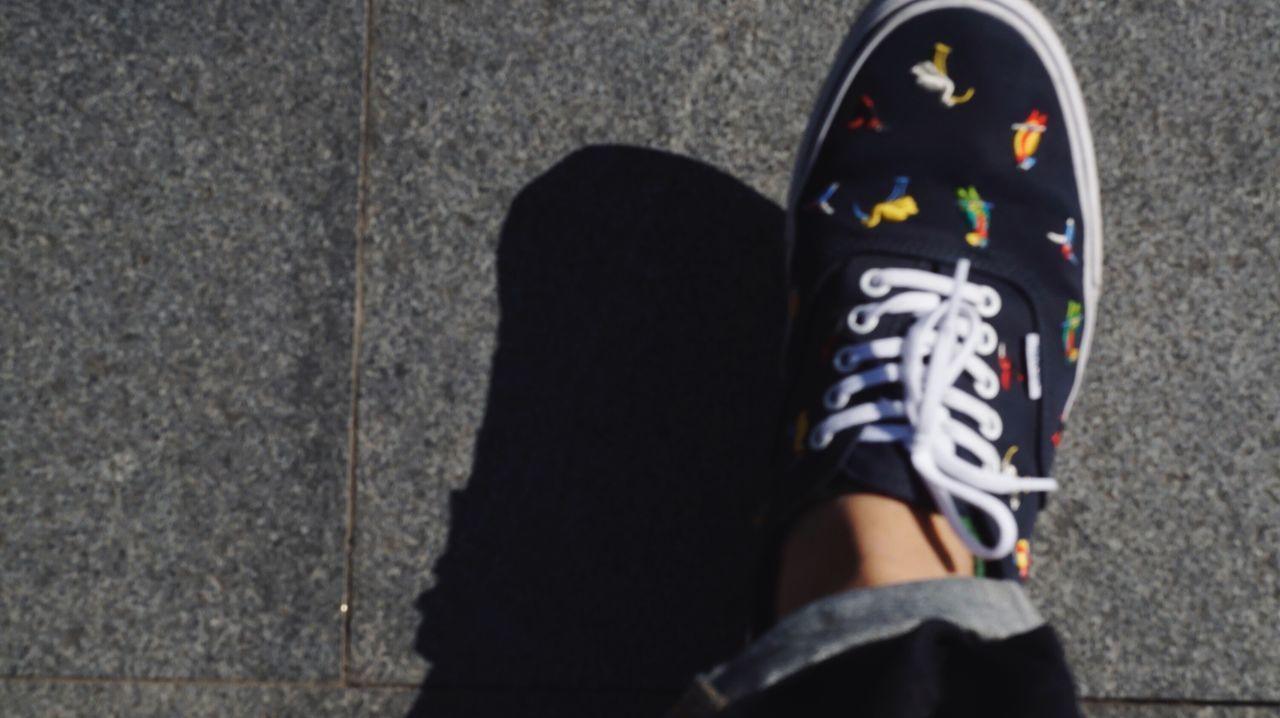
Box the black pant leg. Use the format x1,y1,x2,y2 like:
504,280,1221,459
726,620,1081,718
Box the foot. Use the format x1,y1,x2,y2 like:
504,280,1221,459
775,0,1101,580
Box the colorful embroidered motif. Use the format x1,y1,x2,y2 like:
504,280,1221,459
956,186,992,247
1015,538,1031,579
793,411,809,456
1002,446,1019,475
1047,218,1078,264
1051,415,1065,447
1061,300,1082,363
1012,110,1048,169
847,94,885,131
810,182,839,215
853,176,918,228
998,342,1014,391
1003,446,1022,509
911,42,975,107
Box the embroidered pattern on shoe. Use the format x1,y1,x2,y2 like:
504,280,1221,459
1061,300,1082,363
853,176,918,228
1003,446,1022,510
1012,110,1048,169
809,182,839,215
1015,538,1031,579
1047,218,1078,264
847,94,885,131
997,342,1018,391
911,42,975,107
792,411,809,456
956,186,992,247
1051,415,1065,447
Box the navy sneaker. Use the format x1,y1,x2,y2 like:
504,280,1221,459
774,0,1102,582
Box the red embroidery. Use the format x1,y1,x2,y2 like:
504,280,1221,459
847,95,884,132
998,342,1014,391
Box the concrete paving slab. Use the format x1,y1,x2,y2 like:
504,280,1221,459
0,681,414,718
1026,0,1280,702
351,0,835,683
0,1,362,679
297,0,1280,700
1084,703,1280,718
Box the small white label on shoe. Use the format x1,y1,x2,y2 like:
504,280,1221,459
1026,333,1042,401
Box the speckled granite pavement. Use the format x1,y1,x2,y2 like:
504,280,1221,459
2,0,1276,715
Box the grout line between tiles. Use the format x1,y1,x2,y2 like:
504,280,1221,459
4,675,1276,708
340,0,377,686
0,675,409,691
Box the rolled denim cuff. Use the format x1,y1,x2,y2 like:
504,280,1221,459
670,577,1043,716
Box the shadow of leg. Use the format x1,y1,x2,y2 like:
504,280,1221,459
408,145,785,717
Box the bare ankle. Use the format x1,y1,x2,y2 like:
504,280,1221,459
775,493,974,618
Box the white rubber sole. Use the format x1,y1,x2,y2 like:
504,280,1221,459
787,0,1103,419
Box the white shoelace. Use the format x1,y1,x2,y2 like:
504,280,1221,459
808,260,1057,560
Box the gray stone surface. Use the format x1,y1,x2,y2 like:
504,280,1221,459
0,1,361,679
353,0,1280,701
2,0,1277,708
1026,0,1280,702
1083,703,1280,718
351,0,854,684
0,681,415,718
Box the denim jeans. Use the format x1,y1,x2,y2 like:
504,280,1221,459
669,578,1080,718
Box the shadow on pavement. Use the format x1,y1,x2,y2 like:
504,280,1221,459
406,145,787,717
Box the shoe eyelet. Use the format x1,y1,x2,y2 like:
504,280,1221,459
860,270,891,298
824,386,848,411
981,415,1003,441
980,288,1002,317
975,374,999,400
808,427,834,451
833,346,857,372
848,305,879,334
978,324,998,355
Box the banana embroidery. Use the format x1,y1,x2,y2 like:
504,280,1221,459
911,43,975,107
1004,445,1023,510
853,176,918,228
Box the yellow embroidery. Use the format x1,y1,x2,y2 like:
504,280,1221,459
1062,301,1082,363
1002,446,1019,473
1012,110,1048,169
1015,539,1031,579
1003,446,1022,510
853,176,919,228
793,411,809,456
956,186,992,248
911,43,975,107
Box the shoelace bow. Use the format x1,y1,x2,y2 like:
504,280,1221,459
808,259,1057,560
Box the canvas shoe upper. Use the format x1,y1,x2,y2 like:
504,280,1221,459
775,0,1102,580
